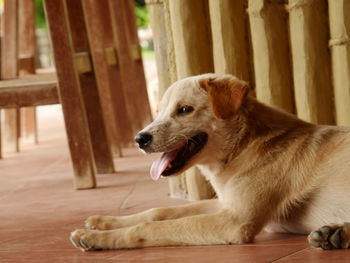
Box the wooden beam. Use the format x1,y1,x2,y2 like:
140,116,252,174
0,73,59,107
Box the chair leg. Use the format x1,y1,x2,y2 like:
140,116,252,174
44,0,115,188
21,107,38,143
3,108,20,153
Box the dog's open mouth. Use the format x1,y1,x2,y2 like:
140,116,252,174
150,132,208,181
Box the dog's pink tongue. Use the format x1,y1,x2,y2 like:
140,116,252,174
150,149,180,181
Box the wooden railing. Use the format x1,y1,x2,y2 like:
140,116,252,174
148,0,350,200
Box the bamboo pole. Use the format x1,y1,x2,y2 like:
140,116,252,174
209,0,251,82
328,0,350,126
168,0,215,201
148,0,188,199
288,0,334,124
248,0,295,113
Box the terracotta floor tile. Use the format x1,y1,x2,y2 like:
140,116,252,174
105,243,306,263
274,247,350,262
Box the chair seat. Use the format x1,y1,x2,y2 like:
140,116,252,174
0,72,59,108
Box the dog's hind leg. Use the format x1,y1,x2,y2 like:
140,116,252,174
308,222,350,250
85,199,219,230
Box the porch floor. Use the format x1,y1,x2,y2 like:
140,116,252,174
1,105,349,263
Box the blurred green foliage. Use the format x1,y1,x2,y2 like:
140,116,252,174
34,0,149,29
35,0,46,28
134,1,149,28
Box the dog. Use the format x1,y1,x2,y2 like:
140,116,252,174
70,74,350,251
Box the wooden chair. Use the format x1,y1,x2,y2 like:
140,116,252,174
0,0,40,156
43,0,152,189
1,0,152,189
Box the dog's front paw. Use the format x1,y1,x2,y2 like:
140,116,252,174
85,215,121,230
70,229,102,251
308,223,350,250
85,215,107,230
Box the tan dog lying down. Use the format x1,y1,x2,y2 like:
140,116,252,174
71,74,350,251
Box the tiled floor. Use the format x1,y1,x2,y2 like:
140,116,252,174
1,106,350,263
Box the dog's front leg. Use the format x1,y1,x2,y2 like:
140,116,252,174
71,209,247,250
85,199,219,230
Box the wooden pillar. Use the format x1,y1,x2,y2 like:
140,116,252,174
328,0,350,126
18,0,38,143
209,0,252,83
288,0,334,124
1,0,20,153
248,0,295,113
168,0,215,201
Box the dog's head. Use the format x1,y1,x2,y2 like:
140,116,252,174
135,74,249,180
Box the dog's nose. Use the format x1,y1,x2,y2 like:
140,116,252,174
135,132,153,149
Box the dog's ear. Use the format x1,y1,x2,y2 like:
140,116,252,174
199,76,249,119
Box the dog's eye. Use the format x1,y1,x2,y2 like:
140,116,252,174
177,106,194,115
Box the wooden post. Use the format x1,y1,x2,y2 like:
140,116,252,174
248,0,295,113
1,0,20,153
18,0,38,143
328,0,350,126
108,0,153,136
209,0,252,83
288,0,334,124
168,0,215,201
83,0,134,155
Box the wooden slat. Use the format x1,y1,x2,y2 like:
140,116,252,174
1,0,20,153
248,0,295,113
83,0,133,155
44,0,97,189
288,0,334,124
328,0,350,126
0,73,59,107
